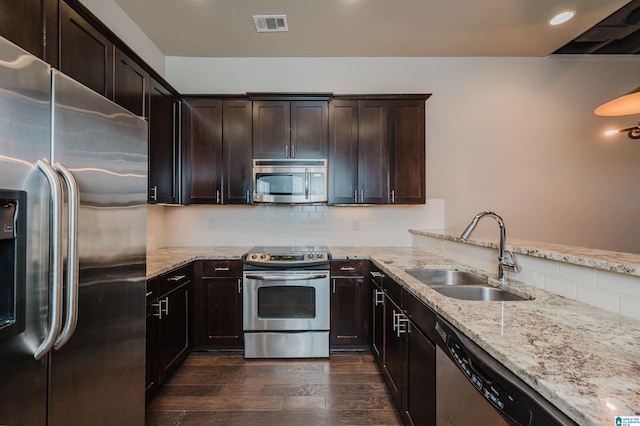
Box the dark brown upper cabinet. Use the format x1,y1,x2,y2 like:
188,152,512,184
0,0,57,61
114,47,148,118
59,1,114,98
222,100,253,204
329,95,428,205
253,99,329,159
328,100,359,204
148,78,180,204
389,100,426,204
182,98,252,205
183,99,223,204
328,99,389,204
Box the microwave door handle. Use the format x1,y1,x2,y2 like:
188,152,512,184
305,168,310,200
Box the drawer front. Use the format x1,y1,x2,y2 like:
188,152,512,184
403,289,436,341
158,264,193,296
201,260,242,278
384,276,403,307
331,260,364,277
146,277,159,302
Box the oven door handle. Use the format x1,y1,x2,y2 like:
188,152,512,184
245,273,328,281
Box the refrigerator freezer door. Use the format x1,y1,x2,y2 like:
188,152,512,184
0,38,52,426
48,71,148,426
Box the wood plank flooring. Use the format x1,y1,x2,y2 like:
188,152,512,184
146,352,402,426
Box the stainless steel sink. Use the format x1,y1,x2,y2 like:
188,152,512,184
432,285,525,301
404,269,488,286
403,269,526,301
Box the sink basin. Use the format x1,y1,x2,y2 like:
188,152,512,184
404,269,488,286
432,285,525,301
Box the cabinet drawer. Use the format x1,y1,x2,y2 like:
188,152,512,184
384,276,403,307
202,260,242,278
403,289,436,341
157,265,192,296
146,277,159,302
331,260,364,276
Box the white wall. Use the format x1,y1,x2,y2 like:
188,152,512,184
78,0,166,76
165,56,640,253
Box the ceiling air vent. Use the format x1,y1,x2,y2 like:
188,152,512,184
253,15,288,32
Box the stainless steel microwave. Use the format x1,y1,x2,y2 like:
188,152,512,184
252,159,328,204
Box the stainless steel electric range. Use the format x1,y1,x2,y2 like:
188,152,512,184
242,246,331,358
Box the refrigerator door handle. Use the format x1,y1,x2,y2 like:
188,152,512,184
34,159,65,360
53,162,79,350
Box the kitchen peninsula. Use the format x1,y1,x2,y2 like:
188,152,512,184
148,239,640,426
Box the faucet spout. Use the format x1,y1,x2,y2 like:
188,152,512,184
460,211,519,280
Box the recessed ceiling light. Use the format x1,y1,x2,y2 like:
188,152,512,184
549,10,576,26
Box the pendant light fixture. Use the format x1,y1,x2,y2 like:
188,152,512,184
595,86,640,139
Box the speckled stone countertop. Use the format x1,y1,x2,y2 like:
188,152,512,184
146,246,251,279
147,245,640,425
411,229,640,277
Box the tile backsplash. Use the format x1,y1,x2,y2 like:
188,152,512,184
412,233,640,321
148,199,444,249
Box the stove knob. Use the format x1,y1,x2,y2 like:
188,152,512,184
250,254,257,260
260,254,267,260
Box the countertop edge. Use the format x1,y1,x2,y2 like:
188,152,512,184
410,229,640,277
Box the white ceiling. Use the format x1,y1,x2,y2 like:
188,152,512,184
113,0,630,57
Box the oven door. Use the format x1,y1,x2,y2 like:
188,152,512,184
243,270,330,331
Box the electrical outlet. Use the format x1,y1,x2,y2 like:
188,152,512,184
352,219,360,230
207,218,216,230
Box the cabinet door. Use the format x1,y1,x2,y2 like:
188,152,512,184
253,100,290,158
358,101,389,204
389,100,425,204
59,1,113,98
148,79,179,203
223,100,253,204
405,322,436,425
384,298,403,409
114,47,147,118
158,283,191,383
183,99,223,204
291,101,328,159
0,0,45,59
330,277,370,349
329,100,359,204
145,299,159,401
372,283,385,363
195,277,243,349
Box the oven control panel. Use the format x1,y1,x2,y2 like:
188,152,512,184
244,252,330,265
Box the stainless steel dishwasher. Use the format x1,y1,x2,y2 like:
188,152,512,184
434,316,577,426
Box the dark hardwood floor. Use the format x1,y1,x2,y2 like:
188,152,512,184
146,352,402,426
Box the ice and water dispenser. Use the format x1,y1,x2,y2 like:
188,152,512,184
0,190,26,339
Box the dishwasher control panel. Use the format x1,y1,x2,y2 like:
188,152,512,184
447,339,525,421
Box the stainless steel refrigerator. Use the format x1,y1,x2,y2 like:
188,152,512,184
0,36,147,425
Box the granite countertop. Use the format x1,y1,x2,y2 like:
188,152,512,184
146,245,640,425
146,246,251,279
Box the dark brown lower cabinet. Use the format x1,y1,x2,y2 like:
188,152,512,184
330,261,371,350
383,296,404,409
371,267,385,363
146,266,192,401
405,320,436,425
369,264,436,425
193,261,243,350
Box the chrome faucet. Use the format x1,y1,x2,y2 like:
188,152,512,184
460,211,521,280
